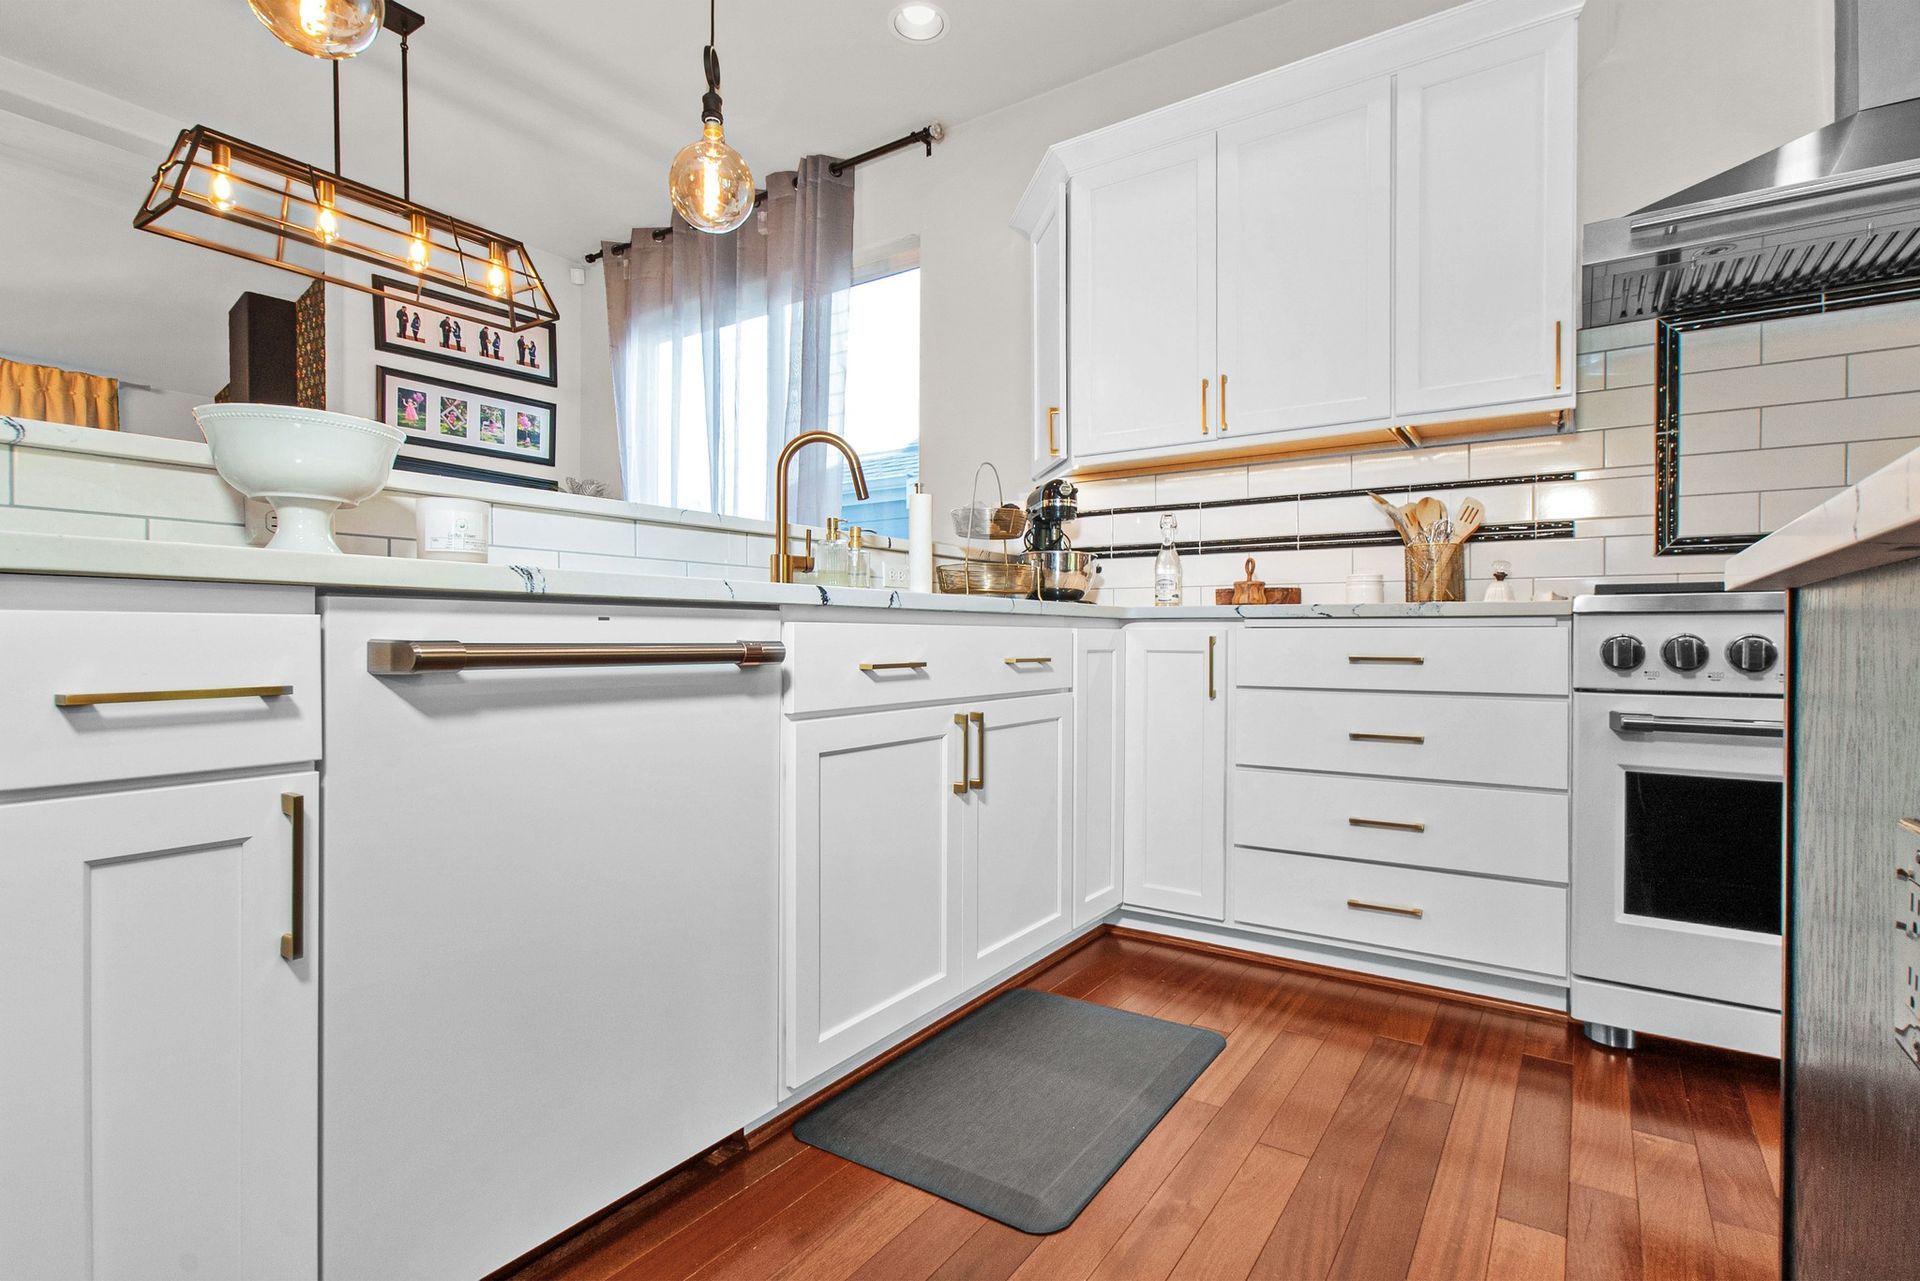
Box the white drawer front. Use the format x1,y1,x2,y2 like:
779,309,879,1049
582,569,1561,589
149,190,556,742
1233,770,1568,883
1232,847,1567,978
1237,623,1568,696
0,610,321,790
1234,688,1567,789
786,622,1072,715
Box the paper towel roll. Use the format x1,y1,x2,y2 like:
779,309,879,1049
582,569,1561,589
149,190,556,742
908,485,934,593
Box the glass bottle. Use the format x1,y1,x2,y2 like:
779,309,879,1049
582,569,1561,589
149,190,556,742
848,525,876,588
1153,513,1183,606
816,517,849,587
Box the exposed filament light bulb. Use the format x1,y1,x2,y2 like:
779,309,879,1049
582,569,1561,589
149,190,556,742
210,143,236,212
407,213,431,272
314,178,339,244
485,241,509,297
299,0,329,37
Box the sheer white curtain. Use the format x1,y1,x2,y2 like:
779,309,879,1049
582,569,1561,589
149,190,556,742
603,156,855,525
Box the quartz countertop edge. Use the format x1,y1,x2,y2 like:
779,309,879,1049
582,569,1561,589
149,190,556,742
1724,442,1920,591
0,531,1571,619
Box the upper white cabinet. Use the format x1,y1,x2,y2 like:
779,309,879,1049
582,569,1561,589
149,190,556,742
1393,19,1577,415
1217,76,1394,439
1029,181,1070,480
1013,0,1581,472
1068,136,1218,458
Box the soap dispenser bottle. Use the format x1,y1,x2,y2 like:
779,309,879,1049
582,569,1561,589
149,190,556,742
848,525,875,588
817,517,850,587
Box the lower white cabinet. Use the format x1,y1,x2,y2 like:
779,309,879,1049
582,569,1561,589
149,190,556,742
787,692,1074,1089
1074,629,1124,925
1124,626,1229,920
0,772,319,1281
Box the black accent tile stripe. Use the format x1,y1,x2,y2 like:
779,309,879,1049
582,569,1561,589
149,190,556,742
1078,470,1574,520
1095,520,1575,560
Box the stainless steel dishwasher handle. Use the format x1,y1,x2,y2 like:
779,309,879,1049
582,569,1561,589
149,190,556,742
1608,710,1783,738
368,640,786,674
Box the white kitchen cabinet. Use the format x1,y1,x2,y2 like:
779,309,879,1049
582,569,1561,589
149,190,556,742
1068,135,1217,458
1124,626,1229,921
966,692,1075,983
1216,76,1393,440
319,598,782,1281
0,772,319,1281
788,704,968,1087
1392,18,1577,416
1073,629,1125,925
1029,180,1070,480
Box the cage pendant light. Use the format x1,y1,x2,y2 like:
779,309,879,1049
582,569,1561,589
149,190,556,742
134,3,557,330
668,0,755,234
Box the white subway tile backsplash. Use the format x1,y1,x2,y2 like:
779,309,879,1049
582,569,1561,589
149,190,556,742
556,552,687,577
1605,346,1655,388
1247,455,1351,498
486,546,561,569
1847,346,1920,397
1113,509,1174,546
1467,537,1604,581
1677,491,1761,535
0,506,147,538
1349,444,1471,490
1535,475,1655,521
1468,429,1603,479
332,493,418,539
147,519,252,547
1573,515,1654,539
1574,385,1656,431
1759,487,1844,529
1677,409,1761,454
389,538,418,558
1074,474,1155,510
491,506,637,556
334,533,391,557
633,522,743,563
1577,352,1606,392
1680,357,1847,413
1604,426,1653,469
1762,299,1920,362
1200,502,1292,544
1679,325,1761,372
1298,494,1391,537
1761,390,1920,447
1680,444,1846,495
1579,320,1657,353
12,451,245,523
1604,536,1727,579
1156,466,1248,505
1847,437,1919,483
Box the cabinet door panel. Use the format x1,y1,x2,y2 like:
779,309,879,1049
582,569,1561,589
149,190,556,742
1394,20,1576,415
967,693,1074,983
790,706,966,1086
0,774,318,1281
1074,631,1125,925
1030,182,1070,480
1218,77,1393,437
1124,628,1228,920
1069,136,1217,457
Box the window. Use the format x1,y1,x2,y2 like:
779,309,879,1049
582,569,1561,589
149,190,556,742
838,261,920,538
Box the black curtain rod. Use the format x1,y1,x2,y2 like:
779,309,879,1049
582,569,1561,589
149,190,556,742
584,122,942,264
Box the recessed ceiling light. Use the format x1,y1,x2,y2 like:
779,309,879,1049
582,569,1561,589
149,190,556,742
891,2,948,43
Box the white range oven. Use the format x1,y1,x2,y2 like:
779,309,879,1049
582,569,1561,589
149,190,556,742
1570,589,1786,1057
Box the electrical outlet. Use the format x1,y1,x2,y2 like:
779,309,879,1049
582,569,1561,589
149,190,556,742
883,563,907,588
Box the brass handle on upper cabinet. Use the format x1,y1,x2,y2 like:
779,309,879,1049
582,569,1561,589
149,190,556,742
1219,374,1229,433
280,792,305,962
54,684,293,708
1554,321,1563,389
1347,898,1424,919
1047,407,1061,457
1208,635,1218,701
953,714,970,795
1200,378,1210,435
1349,731,1425,744
1349,817,1427,833
969,711,985,791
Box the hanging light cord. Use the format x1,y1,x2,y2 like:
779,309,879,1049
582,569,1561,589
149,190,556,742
332,63,343,174
400,27,413,200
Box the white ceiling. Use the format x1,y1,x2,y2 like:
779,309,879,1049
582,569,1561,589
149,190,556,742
6,0,1292,258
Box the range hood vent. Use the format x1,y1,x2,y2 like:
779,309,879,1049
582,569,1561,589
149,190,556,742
1583,1,1920,324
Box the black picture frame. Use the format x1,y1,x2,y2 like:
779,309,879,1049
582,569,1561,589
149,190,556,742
1653,276,1920,555
376,366,557,470
394,455,560,491
372,274,558,387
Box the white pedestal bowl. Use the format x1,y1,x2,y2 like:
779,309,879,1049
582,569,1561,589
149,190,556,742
193,404,404,554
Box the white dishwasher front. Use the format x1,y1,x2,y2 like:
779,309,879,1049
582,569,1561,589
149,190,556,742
318,596,782,1281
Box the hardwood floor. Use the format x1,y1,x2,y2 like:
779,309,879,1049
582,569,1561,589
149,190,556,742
505,937,1781,1281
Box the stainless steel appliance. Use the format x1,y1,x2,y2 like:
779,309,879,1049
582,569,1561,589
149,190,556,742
1571,588,1787,1056
1025,479,1093,601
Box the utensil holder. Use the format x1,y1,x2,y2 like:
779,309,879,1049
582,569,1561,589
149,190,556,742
1404,543,1465,603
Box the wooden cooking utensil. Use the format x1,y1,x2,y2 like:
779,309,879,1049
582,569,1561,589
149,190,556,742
1452,497,1485,543
1368,492,1413,540
1415,496,1446,536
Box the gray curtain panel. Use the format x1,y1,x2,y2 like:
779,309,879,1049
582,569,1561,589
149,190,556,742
603,157,855,525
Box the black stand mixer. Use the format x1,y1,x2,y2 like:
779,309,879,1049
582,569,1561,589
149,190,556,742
1025,479,1094,601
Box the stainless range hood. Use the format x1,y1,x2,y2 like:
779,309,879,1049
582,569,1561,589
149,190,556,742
1583,0,1920,324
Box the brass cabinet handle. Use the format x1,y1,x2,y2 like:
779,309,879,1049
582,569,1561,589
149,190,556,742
280,792,305,962
860,661,929,673
1348,898,1424,919
1349,731,1425,744
969,711,985,791
1347,655,1424,666
54,684,292,708
1200,377,1210,436
1349,817,1427,833
1554,320,1563,389
1005,656,1054,667
953,713,970,795
1046,406,1061,457
1901,818,1920,837
369,641,784,673
1208,635,1218,701
1219,373,1229,433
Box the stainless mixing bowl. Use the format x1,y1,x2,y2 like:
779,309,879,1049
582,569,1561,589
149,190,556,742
1029,550,1096,601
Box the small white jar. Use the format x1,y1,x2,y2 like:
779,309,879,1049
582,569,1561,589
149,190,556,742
414,495,491,563
1345,572,1386,604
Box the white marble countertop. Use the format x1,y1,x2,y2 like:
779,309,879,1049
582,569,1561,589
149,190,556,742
1725,442,1920,590
0,530,1572,620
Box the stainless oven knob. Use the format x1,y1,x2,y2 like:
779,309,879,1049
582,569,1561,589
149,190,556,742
1726,634,1779,674
1599,634,1645,672
1661,633,1709,672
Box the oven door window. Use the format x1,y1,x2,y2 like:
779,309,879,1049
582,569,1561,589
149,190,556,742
1622,770,1782,935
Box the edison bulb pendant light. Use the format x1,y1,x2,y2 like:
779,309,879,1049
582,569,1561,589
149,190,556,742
209,143,237,211
407,212,431,271
485,241,509,297
668,2,754,234
314,178,340,243
247,0,385,58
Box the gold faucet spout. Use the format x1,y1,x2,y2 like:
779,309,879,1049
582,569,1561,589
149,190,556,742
771,431,870,583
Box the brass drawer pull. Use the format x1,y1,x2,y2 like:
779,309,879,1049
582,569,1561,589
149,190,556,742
1347,898,1424,919
1220,373,1229,433
280,792,306,962
1200,377,1210,436
1347,655,1424,666
1900,818,1920,837
1553,320,1564,389
369,641,784,673
1349,731,1425,745
1349,817,1427,833
55,684,293,708
969,711,985,791
1208,635,1218,701
1004,657,1053,667
953,713,970,795
860,661,929,673
1046,407,1061,457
